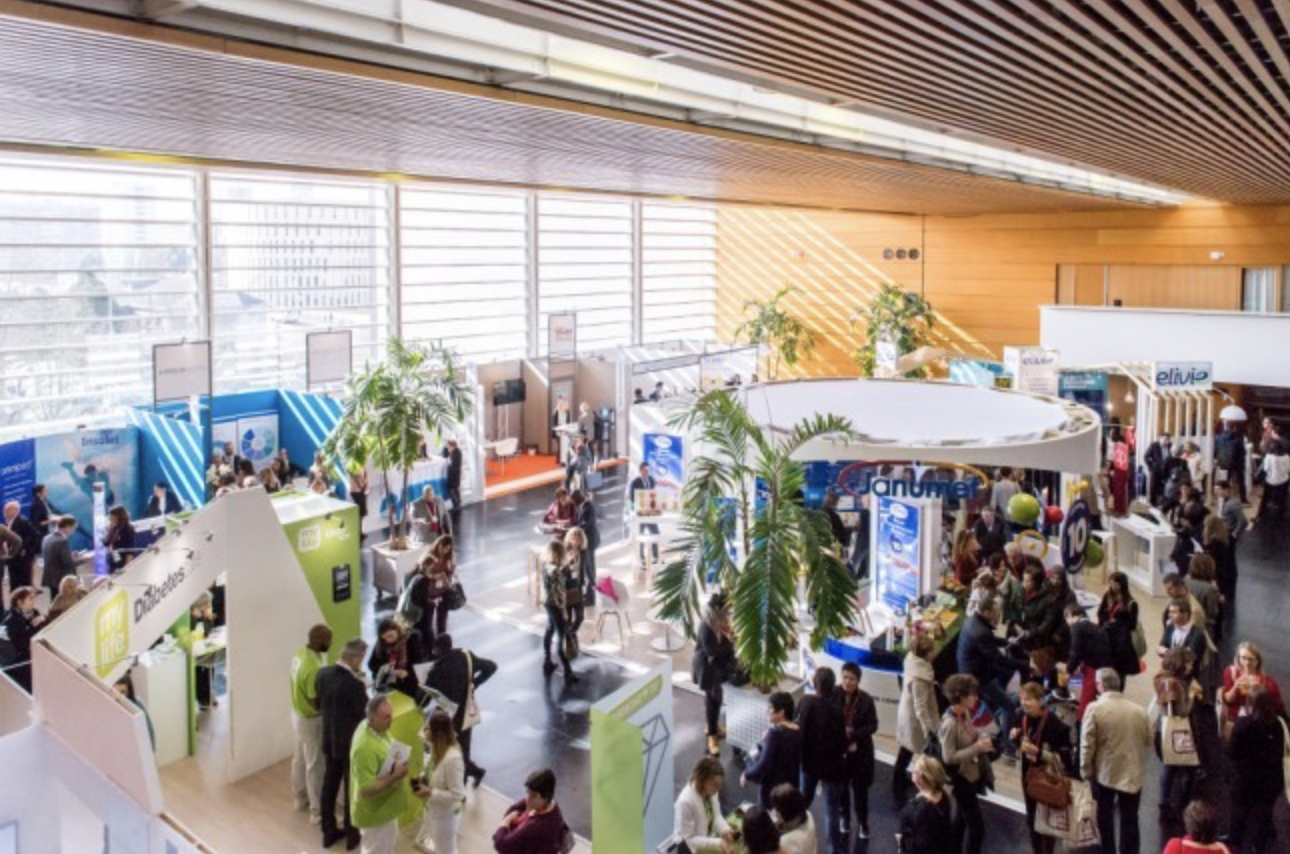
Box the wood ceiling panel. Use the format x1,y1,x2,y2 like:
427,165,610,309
0,9,1144,216
462,0,1290,204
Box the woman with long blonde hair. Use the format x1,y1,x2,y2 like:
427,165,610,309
414,709,466,854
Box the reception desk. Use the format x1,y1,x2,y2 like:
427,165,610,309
1109,512,1176,599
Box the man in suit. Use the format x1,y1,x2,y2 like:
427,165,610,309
796,666,847,850
1157,598,1207,665
317,637,368,850
423,633,496,787
28,484,54,532
627,462,660,567
144,481,182,518
3,501,42,592
441,439,463,512
1144,432,1172,506
971,504,1007,561
41,516,79,598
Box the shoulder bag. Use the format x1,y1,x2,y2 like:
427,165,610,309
1162,702,1200,766
443,579,467,611
1025,755,1071,808
461,651,482,730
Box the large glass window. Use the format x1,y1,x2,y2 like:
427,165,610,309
0,157,201,434
536,195,634,354
641,201,718,343
399,187,530,362
209,174,389,390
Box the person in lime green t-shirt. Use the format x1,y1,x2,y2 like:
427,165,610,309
350,694,409,854
291,624,332,823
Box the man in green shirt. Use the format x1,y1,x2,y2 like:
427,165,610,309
350,694,409,854
291,624,332,824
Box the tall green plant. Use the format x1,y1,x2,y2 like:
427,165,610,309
653,391,858,687
733,285,817,380
321,339,474,546
852,284,936,378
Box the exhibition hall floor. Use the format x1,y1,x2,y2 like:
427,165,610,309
162,471,1290,853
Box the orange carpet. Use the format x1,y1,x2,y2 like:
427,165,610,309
483,454,626,500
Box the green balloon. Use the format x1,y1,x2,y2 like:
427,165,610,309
1007,492,1042,526
1085,539,1104,567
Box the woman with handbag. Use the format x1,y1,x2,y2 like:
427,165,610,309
413,535,457,649
1097,571,1142,687
1009,682,1072,854
540,541,578,683
413,710,466,854
562,527,589,637
938,674,995,854
693,593,735,757
894,632,940,802
896,755,958,854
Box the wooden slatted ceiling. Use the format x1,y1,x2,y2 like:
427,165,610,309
0,8,1144,216
458,0,1290,205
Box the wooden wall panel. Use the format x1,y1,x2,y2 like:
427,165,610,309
719,203,1290,375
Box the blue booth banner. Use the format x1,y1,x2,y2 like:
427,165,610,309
875,495,921,613
1059,371,1109,421
236,414,280,471
0,438,36,516
642,433,684,486
35,427,141,550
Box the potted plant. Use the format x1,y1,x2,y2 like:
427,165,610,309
732,285,818,381
851,284,936,378
321,339,474,549
652,390,858,689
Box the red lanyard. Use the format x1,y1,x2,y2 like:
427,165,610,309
1021,711,1047,744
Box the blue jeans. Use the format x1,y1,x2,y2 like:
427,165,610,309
1093,783,1141,854
800,773,847,854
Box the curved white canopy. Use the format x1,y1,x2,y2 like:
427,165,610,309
738,378,1102,473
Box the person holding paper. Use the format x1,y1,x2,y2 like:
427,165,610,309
350,695,410,854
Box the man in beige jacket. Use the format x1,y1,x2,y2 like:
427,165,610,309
1080,668,1152,854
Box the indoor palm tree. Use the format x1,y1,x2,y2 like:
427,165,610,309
732,285,818,380
653,390,858,688
321,339,474,548
852,284,936,378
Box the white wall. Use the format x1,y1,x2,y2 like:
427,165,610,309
1041,306,1290,387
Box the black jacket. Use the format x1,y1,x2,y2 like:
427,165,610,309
898,794,958,854
7,515,42,567
691,620,733,691
1066,618,1113,673
837,687,878,783
144,491,182,518
443,447,463,490
1018,589,1061,651
316,663,367,759
972,516,1007,561
1228,715,1286,802
576,501,600,550
28,497,52,532
956,613,1010,687
796,689,846,781
423,647,497,733
1011,708,1073,788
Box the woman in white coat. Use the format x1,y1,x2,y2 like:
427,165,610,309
414,709,467,854
673,757,736,853
893,632,940,801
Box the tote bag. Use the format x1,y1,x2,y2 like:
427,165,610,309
1280,718,1290,803
1162,705,1200,766
461,652,482,730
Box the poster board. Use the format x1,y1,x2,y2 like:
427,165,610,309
548,312,577,359
591,662,674,854
306,330,353,389
1003,346,1059,397
153,341,212,406
235,413,280,472
872,495,939,612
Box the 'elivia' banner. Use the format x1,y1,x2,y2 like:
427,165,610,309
591,661,674,853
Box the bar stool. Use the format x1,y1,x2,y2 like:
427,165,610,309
649,605,686,653
636,532,660,586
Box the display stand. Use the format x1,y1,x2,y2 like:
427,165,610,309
130,645,189,766
1108,511,1175,598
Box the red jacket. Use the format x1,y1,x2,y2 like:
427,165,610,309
492,799,566,854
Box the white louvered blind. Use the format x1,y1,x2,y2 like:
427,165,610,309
209,173,390,391
0,156,201,433
536,195,634,354
399,187,530,362
641,201,718,343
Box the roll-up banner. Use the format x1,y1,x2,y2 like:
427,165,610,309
548,312,577,359
306,330,353,389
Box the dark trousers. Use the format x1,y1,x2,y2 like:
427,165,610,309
1158,765,1197,841
953,780,985,854
801,773,847,854
543,605,572,674
703,682,723,736
1093,782,1141,854
421,599,449,647
892,746,915,798
447,485,461,511
1023,795,1058,854
1231,792,1277,854
458,725,482,779
839,771,871,845
2,558,32,592
320,754,352,835
638,522,660,565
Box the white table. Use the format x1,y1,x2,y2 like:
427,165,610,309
370,542,426,598
1109,513,1177,598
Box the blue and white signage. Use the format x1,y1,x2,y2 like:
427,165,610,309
1061,498,1091,573
642,433,684,486
1151,361,1212,391
0,438,36,516
875,495,921,613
